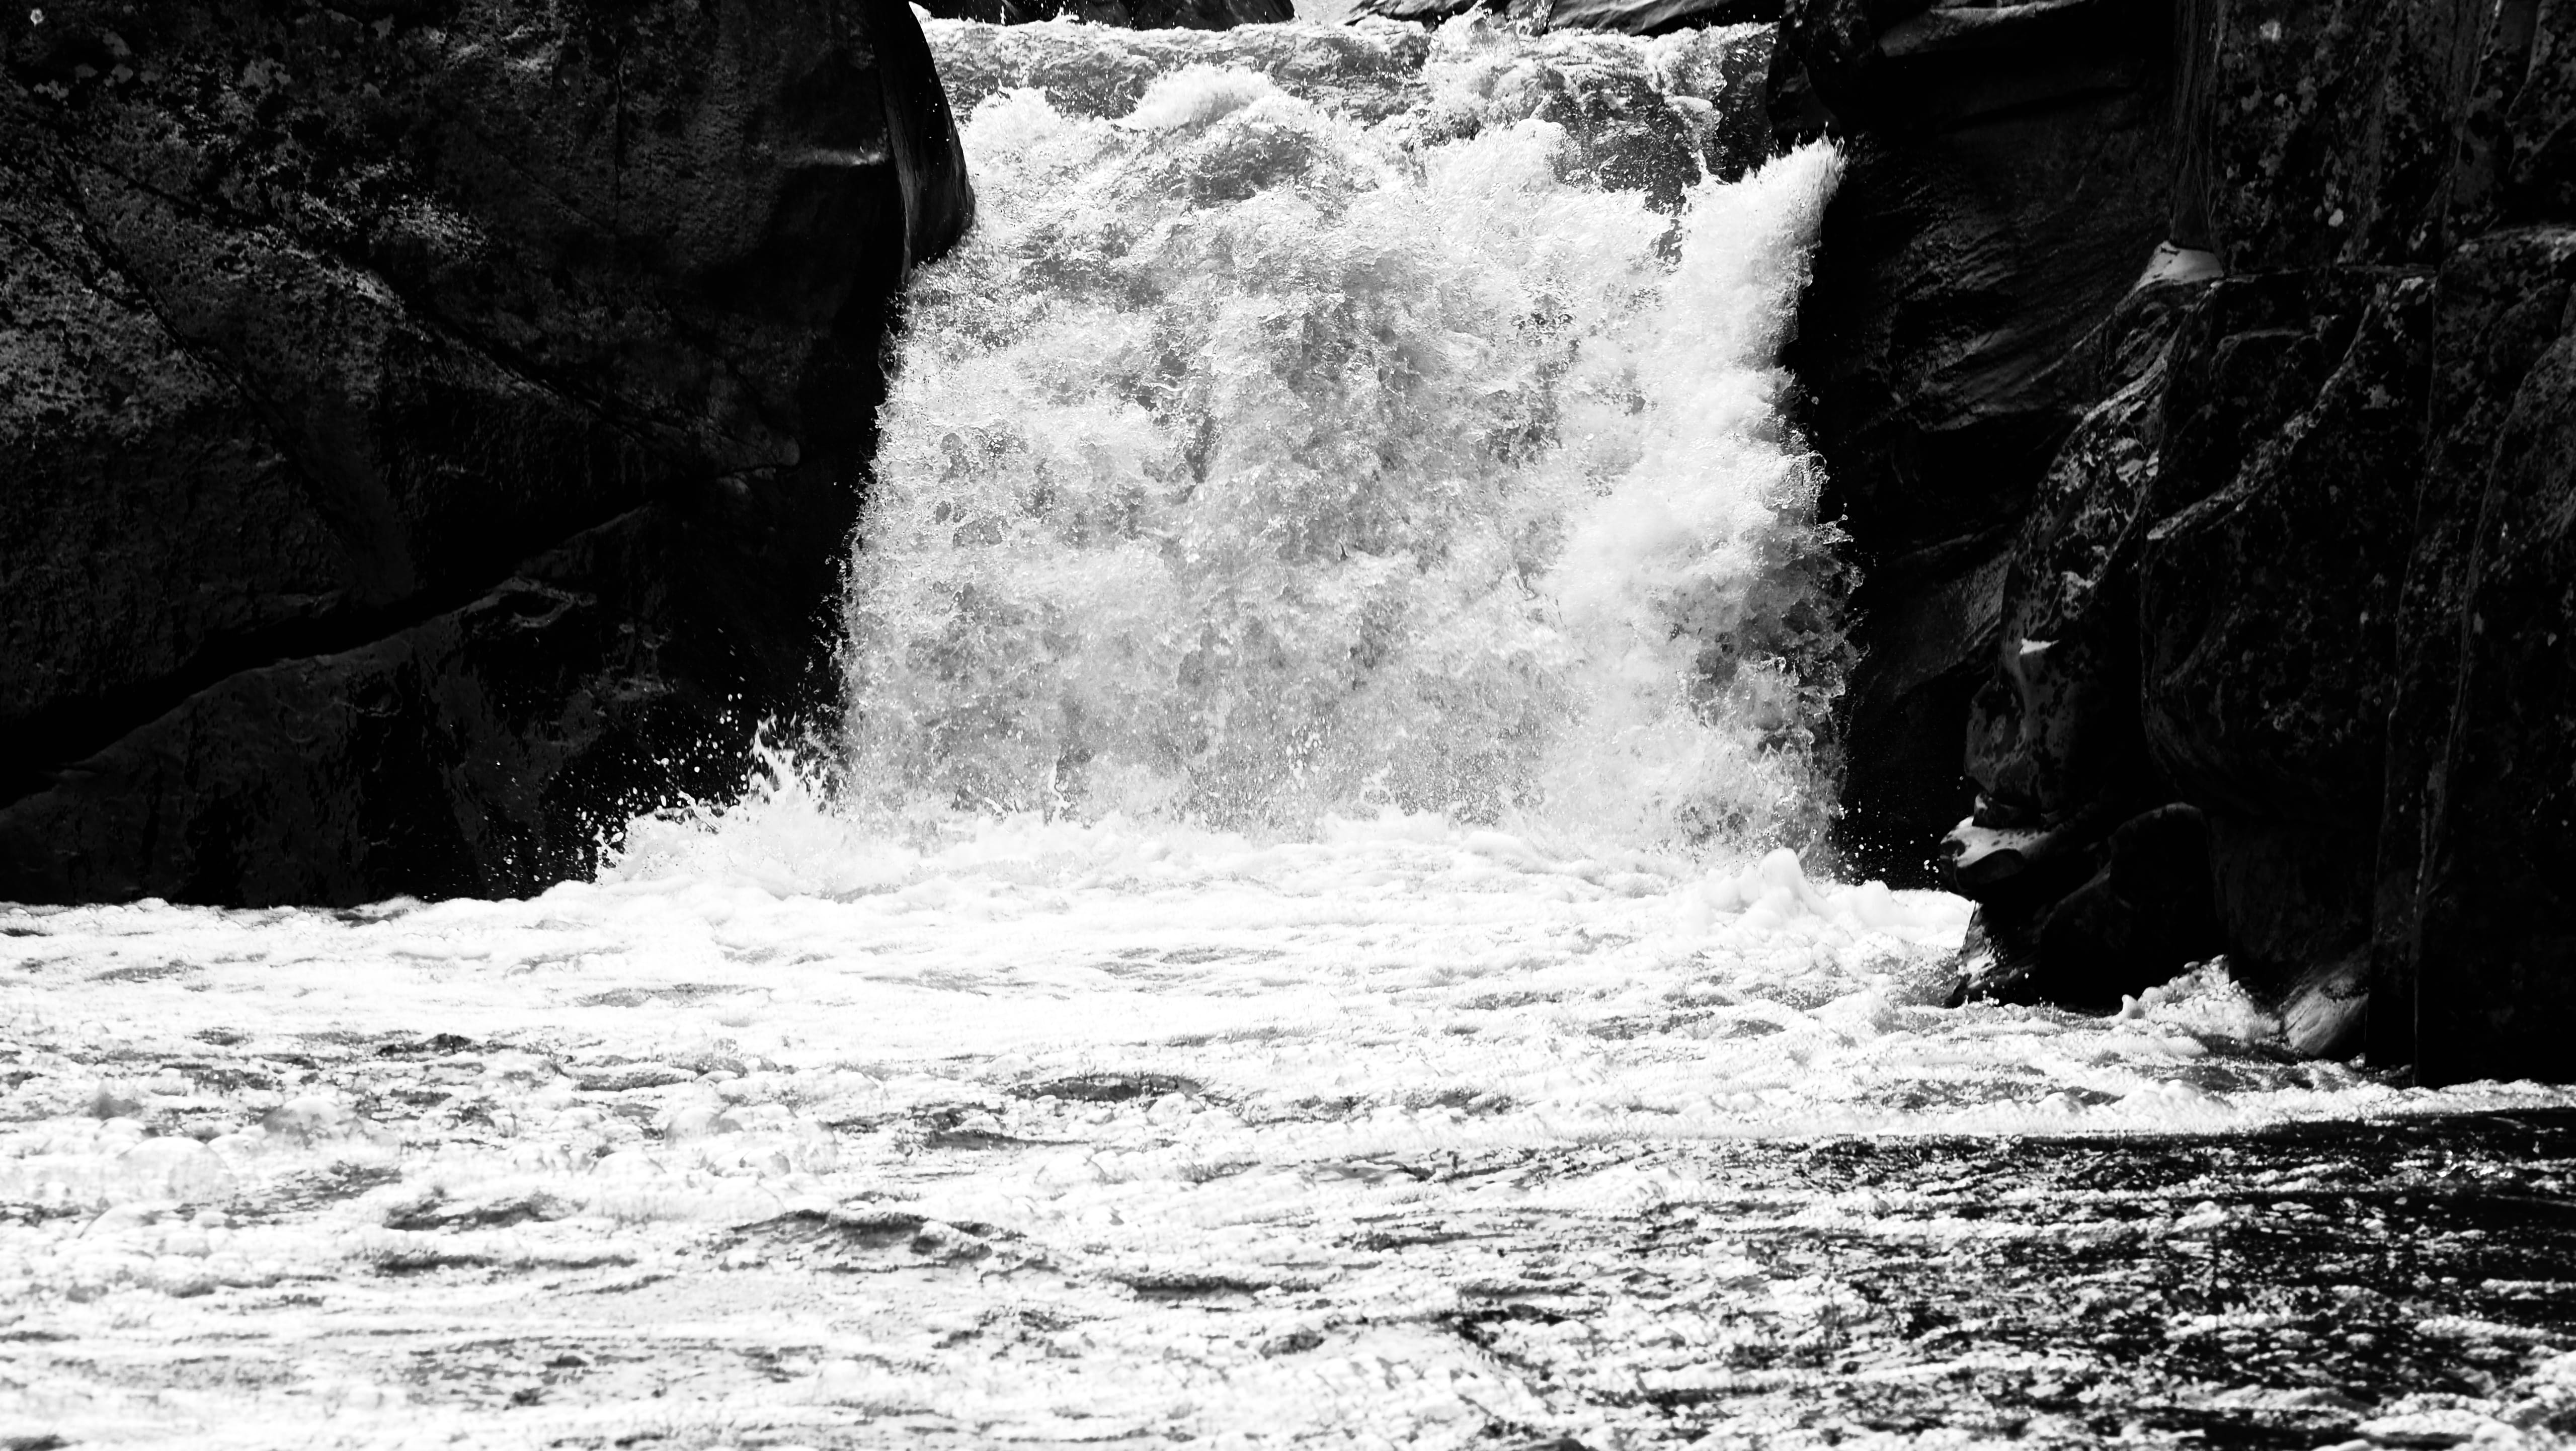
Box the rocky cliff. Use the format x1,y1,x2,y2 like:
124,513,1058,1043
1353,0,1777,36
1778,0,2575,1081
916,0,1294,30
0,0,973,905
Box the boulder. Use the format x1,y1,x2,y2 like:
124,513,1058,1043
2385,228,2576,1083
1936,272,2239,1014
929,16,1436,122
0,0,972,904
1538,0,1779,32
1961,275,2207,852
929,15,1777,197
919,0,1293,28
1350,0,1774,35
1950,803,2222,1012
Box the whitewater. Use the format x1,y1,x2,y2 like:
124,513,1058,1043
6,15,2575,1449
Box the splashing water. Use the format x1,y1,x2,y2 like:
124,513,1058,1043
845,19,1849,853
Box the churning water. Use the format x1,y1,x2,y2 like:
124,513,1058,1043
847,18,1845,854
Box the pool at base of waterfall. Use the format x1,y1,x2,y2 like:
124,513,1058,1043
5,801,2576,1447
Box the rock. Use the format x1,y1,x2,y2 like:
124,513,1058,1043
1538,0,1779,33
2034,805,2222,1010
1349,0,1494,21
0,0,972,906
1776,0,2180,881
383,1188,581,1231
1781,0,2576,1075
919,0,1291,26
2449,1,2576,238
85,1083,143,1120
2141,272,2433,826
1351,0,1775,33
1951,805,2221,1012
1502,48,1713,208
2394,230,2576,1084
2138,269,2434,1006
574,1063,699,1093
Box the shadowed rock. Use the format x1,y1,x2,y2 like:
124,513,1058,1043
0,0,973,905
1773,0,2177,883
919,0,1294,27
1352,0,1778,34
1781,0,2576,1075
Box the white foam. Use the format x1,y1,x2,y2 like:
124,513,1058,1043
847,41,1845,852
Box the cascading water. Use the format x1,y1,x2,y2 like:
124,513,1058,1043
846,19,1848,855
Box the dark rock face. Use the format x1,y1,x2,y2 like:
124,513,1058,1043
1783,0,2576,1077
919,0,1293,29
1350,0,1775,38
0,0,973,905
1950,803,2222,1012
2392,227,2576,1083
2135,269,2433,1050
1774,0,2178,884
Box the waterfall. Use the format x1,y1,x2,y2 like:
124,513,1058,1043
840,17,1849,856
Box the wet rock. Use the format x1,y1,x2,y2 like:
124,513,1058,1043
1539,0,1779,33
2176,0,2486,270
0,0,973,906
1781,0,2576,1071
1962,277,2209,852
919,0,1291,25
2394,230,2576,1084
930,17,1436,124
2140,272,2432,834
573,1064,698,1094
1352,0,1775,34
1349,0,1494,20
1514,53,1712,209
2448,0,2576,239
2029,807,2223,1009
1951,804,2221,1011
84,1084,142,1120
2139,270,2433,1008
1775,0,2180,881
